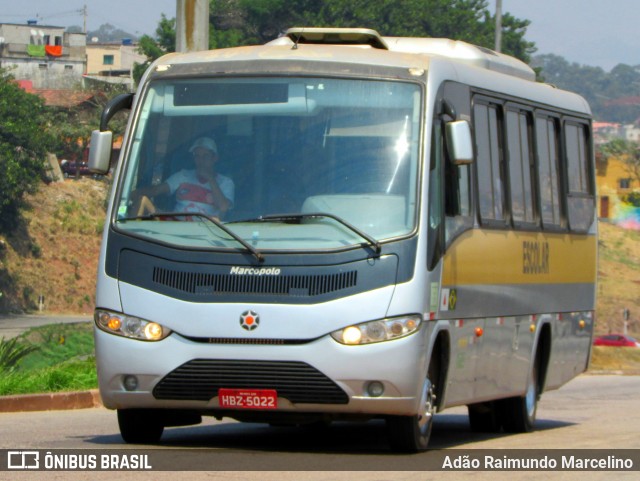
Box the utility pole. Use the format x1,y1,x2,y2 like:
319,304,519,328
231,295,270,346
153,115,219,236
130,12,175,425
82,4,87,34
623,308,630,335
495,0,503,53
176,0,209,52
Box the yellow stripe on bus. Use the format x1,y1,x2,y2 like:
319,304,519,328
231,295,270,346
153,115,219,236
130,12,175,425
442,229,597,286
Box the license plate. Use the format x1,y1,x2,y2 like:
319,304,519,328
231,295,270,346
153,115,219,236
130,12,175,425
218,388,278,410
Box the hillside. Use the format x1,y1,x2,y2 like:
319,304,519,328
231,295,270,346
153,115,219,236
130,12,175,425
0,179,108,315
596,222,640,333
0,179,639,338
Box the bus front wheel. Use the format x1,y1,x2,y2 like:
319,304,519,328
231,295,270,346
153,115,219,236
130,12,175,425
386,377,436,452
117,409,164,444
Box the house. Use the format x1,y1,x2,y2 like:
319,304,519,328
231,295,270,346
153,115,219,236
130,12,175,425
593,122,623,144
17,80,101,108
0,22,86,89
593,121,640,144
596,153,639,228
85,39,146,89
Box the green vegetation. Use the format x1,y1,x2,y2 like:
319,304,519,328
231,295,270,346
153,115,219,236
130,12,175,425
0,323,97,395
0,67,126,238
0,68,54,232
0,337,38,372
53,199,105,236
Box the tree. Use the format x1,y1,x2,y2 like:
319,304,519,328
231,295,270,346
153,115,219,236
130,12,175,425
207,0,535,61
134,0,536,84
134,15,176,83
46,83,130,172
0,69,55,231
533,54,640,123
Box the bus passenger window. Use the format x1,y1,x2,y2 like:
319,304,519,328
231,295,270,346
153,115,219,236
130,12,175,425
535,116,562,228
506,109,535,225
473,103,505,224
565,122,595,231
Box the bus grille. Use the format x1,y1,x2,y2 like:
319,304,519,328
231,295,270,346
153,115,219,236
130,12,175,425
152,267,358,297
152,359,349,404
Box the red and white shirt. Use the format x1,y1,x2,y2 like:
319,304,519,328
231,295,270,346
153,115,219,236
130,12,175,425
166,169,234,218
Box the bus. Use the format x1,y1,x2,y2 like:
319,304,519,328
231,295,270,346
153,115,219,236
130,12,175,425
89,28,596,452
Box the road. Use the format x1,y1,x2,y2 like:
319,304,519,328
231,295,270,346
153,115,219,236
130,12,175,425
0,374,638,480
0,314,91,339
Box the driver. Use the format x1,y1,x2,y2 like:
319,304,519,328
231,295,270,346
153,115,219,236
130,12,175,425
132,136,234,219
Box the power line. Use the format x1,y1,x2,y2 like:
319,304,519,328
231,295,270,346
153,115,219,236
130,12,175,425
2,9,81,19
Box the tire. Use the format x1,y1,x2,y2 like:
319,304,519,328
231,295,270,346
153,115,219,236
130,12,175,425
117,409,165,444
499,360,539,433
468,401,501,432
387,377,436,452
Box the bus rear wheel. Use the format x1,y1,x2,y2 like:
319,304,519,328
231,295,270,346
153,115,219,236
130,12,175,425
499,361,539,433
117,409,164,444
387,377,436,452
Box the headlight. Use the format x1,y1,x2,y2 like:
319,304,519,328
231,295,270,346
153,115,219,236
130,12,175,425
330,315,422,345
95,309,172,341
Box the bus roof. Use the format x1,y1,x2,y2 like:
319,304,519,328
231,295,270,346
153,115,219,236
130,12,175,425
155,28,525,74
281,27,536,81
148,28,590,116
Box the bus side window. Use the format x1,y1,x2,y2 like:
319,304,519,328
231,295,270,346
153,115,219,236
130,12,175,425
506,108,536,226
564,121,595,231
473,102,506,226
535,115,563,229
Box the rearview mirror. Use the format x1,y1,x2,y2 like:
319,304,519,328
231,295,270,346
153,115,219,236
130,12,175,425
88,92,134,174
445,120,474,165
88,130,113,174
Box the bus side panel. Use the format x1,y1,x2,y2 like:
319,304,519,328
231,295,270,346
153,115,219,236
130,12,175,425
438,228,596,405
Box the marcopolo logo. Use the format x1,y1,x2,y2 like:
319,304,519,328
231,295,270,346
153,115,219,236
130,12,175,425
240,310,260,331
230,266,281,276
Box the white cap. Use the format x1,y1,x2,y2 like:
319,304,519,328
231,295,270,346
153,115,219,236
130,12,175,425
189,136,218,155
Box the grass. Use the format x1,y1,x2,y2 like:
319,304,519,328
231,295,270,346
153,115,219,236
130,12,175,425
589,346,640,373
0,358,97,395
0,322,97,396
18,322,95,370
595,222,640,335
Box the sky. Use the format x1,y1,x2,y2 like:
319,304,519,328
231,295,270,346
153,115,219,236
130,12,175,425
1,0,639,71
492,0,640,71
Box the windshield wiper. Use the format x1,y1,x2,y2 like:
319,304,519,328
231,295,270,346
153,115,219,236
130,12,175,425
229,212,382,256
117,212,264,262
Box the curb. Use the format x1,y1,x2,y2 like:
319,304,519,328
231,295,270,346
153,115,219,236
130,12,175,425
0,390,102,413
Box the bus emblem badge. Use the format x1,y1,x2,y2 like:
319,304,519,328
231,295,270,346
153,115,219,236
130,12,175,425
240,310,260,331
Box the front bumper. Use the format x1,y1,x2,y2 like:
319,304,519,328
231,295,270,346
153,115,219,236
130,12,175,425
94,325,428,417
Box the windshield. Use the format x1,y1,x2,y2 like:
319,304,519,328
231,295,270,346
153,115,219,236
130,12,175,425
115,76,422,251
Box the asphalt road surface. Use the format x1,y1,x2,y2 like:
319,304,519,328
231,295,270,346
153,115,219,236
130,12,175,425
0,314,91,339
1,374,638,481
